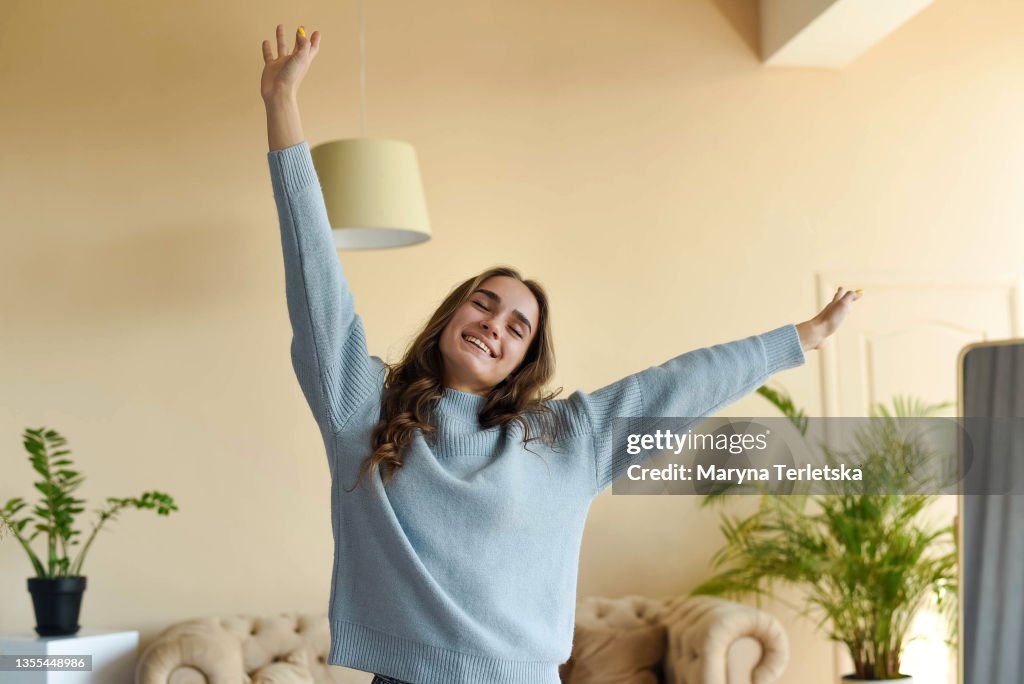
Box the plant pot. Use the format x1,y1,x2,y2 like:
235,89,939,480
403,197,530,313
27,576,87,636
840,676,913,683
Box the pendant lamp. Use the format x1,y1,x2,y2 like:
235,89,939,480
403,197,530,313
311,0,431,249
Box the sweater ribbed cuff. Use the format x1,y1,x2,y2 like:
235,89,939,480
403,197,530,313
267,141,320,195
760,324,806,373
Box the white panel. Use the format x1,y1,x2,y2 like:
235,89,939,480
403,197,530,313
863,322,985,411
816,272,1022,418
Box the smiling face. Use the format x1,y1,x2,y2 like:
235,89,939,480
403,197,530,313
439,276,540,396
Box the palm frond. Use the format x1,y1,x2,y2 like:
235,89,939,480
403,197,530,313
696,393,959,679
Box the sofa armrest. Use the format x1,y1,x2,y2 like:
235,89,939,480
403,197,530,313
136,617,248,684
662,596,788,684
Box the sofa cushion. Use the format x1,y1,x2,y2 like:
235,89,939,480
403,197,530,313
566,623,666,684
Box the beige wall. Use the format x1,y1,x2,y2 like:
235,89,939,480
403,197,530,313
1,0,1021,682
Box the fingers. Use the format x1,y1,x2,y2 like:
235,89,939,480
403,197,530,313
276,23,287,59
266,24,319,62
832,286,864,303
817,287,862,325
294,27,320,56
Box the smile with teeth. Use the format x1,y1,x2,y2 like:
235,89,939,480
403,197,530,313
463,334,496,358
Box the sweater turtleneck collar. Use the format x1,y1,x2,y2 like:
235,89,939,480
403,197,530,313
437,386,489,424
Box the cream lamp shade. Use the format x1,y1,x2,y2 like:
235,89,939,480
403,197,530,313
310,138,432,250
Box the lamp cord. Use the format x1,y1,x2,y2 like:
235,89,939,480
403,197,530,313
359,0,366,138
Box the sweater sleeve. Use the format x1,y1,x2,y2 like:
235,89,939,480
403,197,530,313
564,323,806,494
267,141,381,435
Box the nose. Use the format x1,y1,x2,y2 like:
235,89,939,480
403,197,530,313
480,320,499,338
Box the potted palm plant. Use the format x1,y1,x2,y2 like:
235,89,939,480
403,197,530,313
692,390,958,683
0,427,179,636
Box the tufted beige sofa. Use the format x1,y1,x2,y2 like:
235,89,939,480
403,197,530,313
564,595,788,684
136,613,354,684
136,596,787,684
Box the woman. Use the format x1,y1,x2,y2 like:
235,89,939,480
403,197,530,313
262,24,861,684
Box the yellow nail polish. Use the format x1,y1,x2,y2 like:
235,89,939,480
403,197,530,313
855,289,864,294
297,26,306,37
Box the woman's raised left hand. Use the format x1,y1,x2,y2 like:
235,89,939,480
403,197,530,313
797,287,863,352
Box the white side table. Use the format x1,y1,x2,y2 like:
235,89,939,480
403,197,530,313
0,630,138,684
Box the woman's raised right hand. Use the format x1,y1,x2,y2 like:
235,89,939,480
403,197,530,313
261,24,321,102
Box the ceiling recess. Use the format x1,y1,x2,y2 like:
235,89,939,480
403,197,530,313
760,0,934,68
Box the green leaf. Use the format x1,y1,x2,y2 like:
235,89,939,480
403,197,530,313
697,393,958,674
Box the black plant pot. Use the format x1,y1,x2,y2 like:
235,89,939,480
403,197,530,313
27,576,87,636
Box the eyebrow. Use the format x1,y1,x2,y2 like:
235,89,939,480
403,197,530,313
472,288,533,334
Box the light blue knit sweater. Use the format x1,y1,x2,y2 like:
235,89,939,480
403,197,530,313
267,141,806,684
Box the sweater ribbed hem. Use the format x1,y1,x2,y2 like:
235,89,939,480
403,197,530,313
328,619,561,684
759,323,806,373
269,141,321,195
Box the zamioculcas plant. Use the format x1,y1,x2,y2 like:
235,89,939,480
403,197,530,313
1,427,179,578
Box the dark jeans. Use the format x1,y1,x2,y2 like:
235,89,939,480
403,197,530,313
371,676,414,684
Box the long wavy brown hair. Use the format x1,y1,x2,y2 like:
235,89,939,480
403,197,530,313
346,266,563,491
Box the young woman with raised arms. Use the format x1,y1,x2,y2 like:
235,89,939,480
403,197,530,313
261,24,861,684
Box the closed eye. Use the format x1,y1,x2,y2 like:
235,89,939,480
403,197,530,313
473,300,524,338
